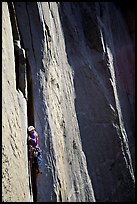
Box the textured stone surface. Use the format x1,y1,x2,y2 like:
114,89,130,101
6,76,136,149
14,2,95,202
2,1,135,202
58,2,135,201
2,2,32,202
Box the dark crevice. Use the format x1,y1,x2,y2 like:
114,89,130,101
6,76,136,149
26,57,38,202
7,2,20,41
31,166,37,202
14,44,20,90
59,190,62,202
22,3,38,201
8,2,27,99
26,58,35,127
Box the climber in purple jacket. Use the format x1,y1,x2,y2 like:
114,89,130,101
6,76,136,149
27,125,39,148
27,125,42,174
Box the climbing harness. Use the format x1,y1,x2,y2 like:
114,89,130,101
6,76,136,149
29,146,42,175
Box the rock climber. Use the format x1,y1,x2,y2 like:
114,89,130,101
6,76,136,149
27,125,39,148
27,125,42,174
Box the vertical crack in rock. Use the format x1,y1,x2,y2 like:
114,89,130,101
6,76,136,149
26,58,35,127
26,57,37,202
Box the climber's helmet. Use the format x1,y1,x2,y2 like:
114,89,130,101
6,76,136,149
28,126,35,132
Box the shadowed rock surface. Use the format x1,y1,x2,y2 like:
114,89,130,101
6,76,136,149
2,2,135,202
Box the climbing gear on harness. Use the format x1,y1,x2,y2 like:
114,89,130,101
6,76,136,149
29,146,42,175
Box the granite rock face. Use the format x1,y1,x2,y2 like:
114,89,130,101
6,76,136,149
2,2,135,202
58,2,135,201
2,2,32,202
